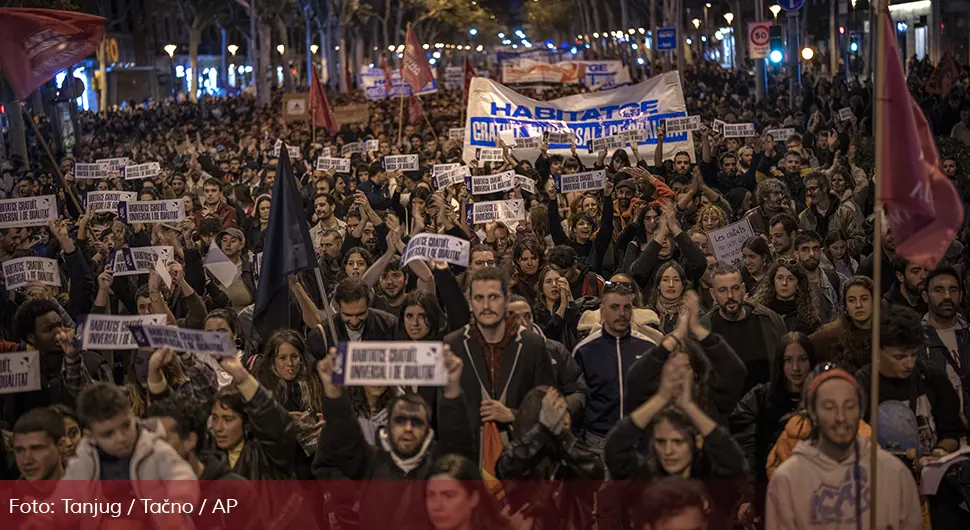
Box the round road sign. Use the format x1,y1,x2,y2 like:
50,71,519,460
750,24,770,46
780,0,806,11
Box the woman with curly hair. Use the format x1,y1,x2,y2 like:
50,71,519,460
695,204,728,233
752,260,821,335
808,276,874,372
511,237,544,300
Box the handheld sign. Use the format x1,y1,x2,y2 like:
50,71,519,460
0,351,41,395
619,128,647,145
707,218,754,266
722,123,757,138
332,341,448,386
466,170,516,195
382,154,419,172
712,119,727,136
433,163,460,176
401,233,470,267
516,175,536,194
121,162,161,180
0,195,58,229
111,246,173,276
117,199,185,224
838,107,854,122
465,199,526,225
365,139,380,152
86,191,136,214
545,130,575,145
498,129,516,147
128,324,237,357
252,252,263,283
475,147,504,163
316,157,351,173
663,116,701,134
271,139,284,157
448,128,465,140
79,314,167,350
433,165,470,189
286,146,301,159
554,169,607,193
588,135,625,153
765,128,797,141
515,135,542,149
73,162,106,180
96,157,131,174
2,257,61,290
341,142,365,156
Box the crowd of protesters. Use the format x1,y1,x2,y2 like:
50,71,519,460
0,55,968,530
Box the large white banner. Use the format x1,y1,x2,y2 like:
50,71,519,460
501,60,632,90
463,73,694,164
359,67,438,100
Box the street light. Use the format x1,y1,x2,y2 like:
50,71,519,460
801,47,814,60
277,44,285,55
769,4,782,19
469,28,478,36
164,45,177,97
724,12,734,25
226,44,238,56
164,44,177,58
692,18,701,29
310,44,318,54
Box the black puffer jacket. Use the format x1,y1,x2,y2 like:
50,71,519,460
227,384,297,480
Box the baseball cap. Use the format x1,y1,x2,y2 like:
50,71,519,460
218,227,246,243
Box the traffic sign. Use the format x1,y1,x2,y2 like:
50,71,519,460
779,0,806,11
657,27,677,50
748,22,771,59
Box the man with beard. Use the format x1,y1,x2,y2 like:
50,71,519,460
317,229,343,287
767,369,922,530
921,268,970,417
306,279,397,353
793,231,844,324
884,256,928,314
744,178,794,237
373,261,408,313
701,267,786,395
443,267,553,458
313,344,474,530
651,122,700,185
769,151,809,211
308,193,347,254
768,212,798,258
798,172,865,256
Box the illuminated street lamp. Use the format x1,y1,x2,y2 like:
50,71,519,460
692,18,701,29
227,44,238,56
164,45,177,97
724,12,734,25
769,4,782,19
277,44,285,55
801,47,815,60
310,44,318,54
164,44,177,58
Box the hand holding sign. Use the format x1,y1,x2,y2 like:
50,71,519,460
317,348,342,398
55,327,77,359
443,344,463,399
218,355,249,386
147,347,176,386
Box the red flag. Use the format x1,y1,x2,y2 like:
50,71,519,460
0,8,105,101
309,68,338,134
925,52,958,95
878,11,962,269
381,56,394,95
402,25,434,95
463,57,476,94
409,94,423,125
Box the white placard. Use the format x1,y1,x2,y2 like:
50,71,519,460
382,154,419,172
365,139,380,152
122,162,161,181
475,147,504,162
498,129,516,147
341,142,365,156
0,351,41,395
73,162,106,180
619,129,647,145
433,165,470,189
117,199,185,224
554,169,607,193
0,195,58,229
96,157,131,173
316,157,351,173
286,146,301,159
712,119,727,136
465,199,526,225
765,128,797,141
401,233,470,267
111,246,173,276
433,163,460,176
723,123,757,138
86,191,137,214
448,128,466,139
588,135,625,153
545,130,575,145
79,314,168,350
128,324,237,357
332,341,448,386
707,218,755,267
515,135,543,149
662,116,701,134
516,175,536,194
2,257,61,290
272,139,284,157
467,170,516,195
838,107,854,121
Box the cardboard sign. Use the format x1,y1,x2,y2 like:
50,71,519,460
707,218,755,267
128,324,237,357
722,123,757,138
365,139,380,152
332,104,370,125
516,175,536,194
838,107,854,122
765,128,797,141
341,142,364,156
475,147,504,162
382,154,419,172
79,314,168,350
0,351,41,395
663,116,701,134
96,157,131,174
86,191,136,214
315,157,351,173
111,246,173,276
466,170,516,195
73,162,106,180
0,195,58,228
433,165,470,189
2,257,61,290
554,169,607,193
465,199,526,225
332,341,448,386
117,199,185,224
401,233,470,267
121,162,161,180
448,128,466,140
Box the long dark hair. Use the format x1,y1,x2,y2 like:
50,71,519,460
427,454,513,530
753,261,821,331
394,290,447,340
767,332,818,407
253,330,324,414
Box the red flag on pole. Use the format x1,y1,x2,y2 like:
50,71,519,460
408,94,424,125
0,8,105,101
878,11,962,269
309,68,338,134
381,56,394,95
402,25,434,95
463,57,476,95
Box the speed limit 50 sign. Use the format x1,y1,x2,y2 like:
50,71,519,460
749,22,772,59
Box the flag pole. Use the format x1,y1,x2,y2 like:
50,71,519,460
312,267,339,349
398,23,410,147
421,98,441,148
869,3,886,529
20,105,84,216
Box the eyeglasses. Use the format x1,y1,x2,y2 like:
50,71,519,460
776,258,798,267
391,414,427,429
603,281,634,295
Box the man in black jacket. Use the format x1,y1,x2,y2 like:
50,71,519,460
312,344,474,530
306,278,398,357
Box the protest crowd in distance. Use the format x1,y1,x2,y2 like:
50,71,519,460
2,10,970,530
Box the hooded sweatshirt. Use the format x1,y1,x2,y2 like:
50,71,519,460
766,436,922,530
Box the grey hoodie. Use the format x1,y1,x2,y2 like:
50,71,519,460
766,436,921,530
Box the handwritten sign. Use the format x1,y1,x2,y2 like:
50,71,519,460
86,191,136,214
117,199,185,224
341,142,365,156
129,324,236,357
448,128,466,140
121,162,161,180
554,169,607,193
0,351,41,395
663,116,701,134
111,246,173,276
516,175,536,194
2,257,61,290
0,195,57,228
465,199,525,225
707,218,754,267
401,233,470,267
475,147,504,162
332,341,448,386
315,157,351,173
79,314,168,350
73,162,106,180
723,123,757,138
466,170,516,195
433,165,470,189
382,154,419,172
